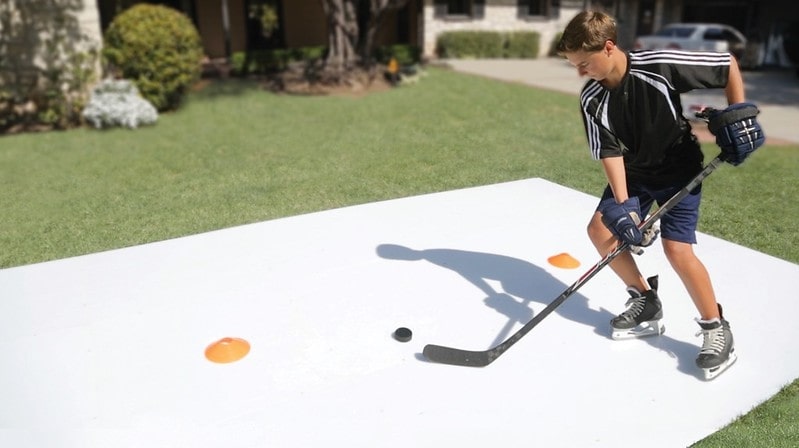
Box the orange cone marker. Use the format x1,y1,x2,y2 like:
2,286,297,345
205,337,250,363
547,252,580,269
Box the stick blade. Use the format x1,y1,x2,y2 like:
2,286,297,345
423,344,493,367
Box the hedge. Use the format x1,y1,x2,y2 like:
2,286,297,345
436,31,541,59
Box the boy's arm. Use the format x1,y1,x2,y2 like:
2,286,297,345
597,155,647,246
709,56,765,166
724,56,745,104
601,156,629,202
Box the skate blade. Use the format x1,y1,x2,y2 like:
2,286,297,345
702,351,738,381
611,321,665,340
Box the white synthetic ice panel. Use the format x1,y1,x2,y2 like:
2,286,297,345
1,178,797,447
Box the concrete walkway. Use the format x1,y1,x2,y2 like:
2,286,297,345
445,58,799,145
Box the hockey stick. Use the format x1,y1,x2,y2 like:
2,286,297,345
423,153,725,367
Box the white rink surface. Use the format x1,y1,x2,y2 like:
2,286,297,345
2,179,798,448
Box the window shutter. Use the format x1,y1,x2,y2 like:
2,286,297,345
433,0,447,18
517,0,529,18
473,0,486,19
550,0,560,18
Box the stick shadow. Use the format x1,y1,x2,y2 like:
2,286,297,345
377,243,705,379
376,244,607,346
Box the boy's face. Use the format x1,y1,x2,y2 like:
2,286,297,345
564,41,616,82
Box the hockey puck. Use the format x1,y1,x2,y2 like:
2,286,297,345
393,327,412,342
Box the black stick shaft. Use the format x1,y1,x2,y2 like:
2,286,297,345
423,155,724,367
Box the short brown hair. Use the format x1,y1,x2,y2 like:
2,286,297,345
556,11,618,54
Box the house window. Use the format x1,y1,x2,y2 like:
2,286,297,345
434,0,485,19
518,0,548,17
588,0,615,13
448,0,470,15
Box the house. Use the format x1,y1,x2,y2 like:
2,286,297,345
89,0,582,61
93,1,799,63
94,0,421,62
8,0,799,72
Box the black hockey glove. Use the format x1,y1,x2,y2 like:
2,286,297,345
599,197,648,246
707,102,765,166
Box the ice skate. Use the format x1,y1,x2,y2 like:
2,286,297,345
610,275,665,340
696,316,737,380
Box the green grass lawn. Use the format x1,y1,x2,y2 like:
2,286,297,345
1,67,797,445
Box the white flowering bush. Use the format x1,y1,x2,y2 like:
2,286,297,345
82,79,158,129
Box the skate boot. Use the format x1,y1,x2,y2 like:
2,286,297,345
610,275,665,340
696,306,737,380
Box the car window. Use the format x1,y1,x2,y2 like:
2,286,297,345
719,29,743,43
656,26,694,38
703,28,725,41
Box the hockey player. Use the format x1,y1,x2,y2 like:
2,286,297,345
556,11,764,380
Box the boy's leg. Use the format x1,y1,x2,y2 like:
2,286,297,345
662,238,736,379
657,187,736,379
661,239,720,320
587,212,664,339
587,211,648,291
655,186,723,320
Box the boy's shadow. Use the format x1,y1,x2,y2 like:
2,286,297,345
376,244,607,347
377,243,704,379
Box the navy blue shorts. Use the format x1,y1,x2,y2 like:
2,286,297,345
597,183,702,244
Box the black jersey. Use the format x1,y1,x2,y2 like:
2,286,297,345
579,49,731,186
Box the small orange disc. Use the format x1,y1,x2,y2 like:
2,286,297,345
547,252,581,269
205,337,250,363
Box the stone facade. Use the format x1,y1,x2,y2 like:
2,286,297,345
0,0,104,86
422,0,584,58
78,0,104,53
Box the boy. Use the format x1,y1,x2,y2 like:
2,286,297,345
556,11,764,380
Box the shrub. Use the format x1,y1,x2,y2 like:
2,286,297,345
436,31,541,59
548,31,563,57
102,4,203,111
231,45,421,76
505,32,540,58
436,31,505,58
82,79,158,129
231,46,326,75
374,45,422,66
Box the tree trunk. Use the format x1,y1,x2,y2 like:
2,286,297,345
361,0,409,68
319,0,409,83
320,0,359,80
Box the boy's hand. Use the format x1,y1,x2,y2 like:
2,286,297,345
707,102,765,166
599,197,645,246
